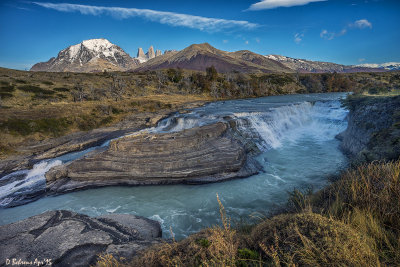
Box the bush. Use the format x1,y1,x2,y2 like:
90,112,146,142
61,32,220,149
53,87,70,92
41,81,54,85
0,84,15,93
18,85,55,95
0,118,70,136
251,212,379,266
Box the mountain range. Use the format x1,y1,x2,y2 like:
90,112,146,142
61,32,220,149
30,38,399,73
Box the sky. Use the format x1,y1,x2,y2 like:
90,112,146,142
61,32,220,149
0,0,399,70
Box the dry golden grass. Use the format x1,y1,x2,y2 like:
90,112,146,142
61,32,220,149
127,194,250,267
318,161,400,265
95,161,400,267
252,212,379,267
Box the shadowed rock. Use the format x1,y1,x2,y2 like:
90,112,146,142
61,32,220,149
337,95,400,163
0,210,161,267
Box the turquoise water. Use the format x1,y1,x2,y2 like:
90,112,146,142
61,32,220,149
0,93,348,240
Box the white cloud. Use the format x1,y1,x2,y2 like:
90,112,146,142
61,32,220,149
320,19,372,40
245,40,249,44
248,0,326,10
33,2,258,32
294,33,304,44
358,58,366,62
351,19,372,29
223,39,229,43
255,37,260,43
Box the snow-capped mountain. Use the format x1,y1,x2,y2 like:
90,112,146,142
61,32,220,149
31,38,139,72
355,62,400,71
264,55,347,72
264,55,387,73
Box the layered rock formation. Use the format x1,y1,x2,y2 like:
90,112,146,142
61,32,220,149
46,122,261,194
0,210,162,266
337,95,400,163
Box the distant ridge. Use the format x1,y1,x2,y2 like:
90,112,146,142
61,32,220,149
132,43,292,73
264,55,386,73
30,39,394,73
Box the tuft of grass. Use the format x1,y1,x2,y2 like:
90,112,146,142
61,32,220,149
316,161,400,264
95,254,123,267
118,161,400,266
252,212,379,266
128,194,259,267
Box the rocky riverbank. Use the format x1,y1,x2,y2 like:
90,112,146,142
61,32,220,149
0,101,205,177
337,95,400,164
0,210,162,266
45,122,261,195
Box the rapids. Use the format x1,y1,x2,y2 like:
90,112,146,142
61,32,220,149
0,92,349,239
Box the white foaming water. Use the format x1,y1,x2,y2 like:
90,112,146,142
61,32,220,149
234,100,347,150
0,93,349,239
235,102,314,149
0,160,62,206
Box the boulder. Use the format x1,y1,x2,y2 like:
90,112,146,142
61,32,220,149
0,210,162,267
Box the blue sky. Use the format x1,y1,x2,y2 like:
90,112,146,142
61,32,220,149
0,0,399,70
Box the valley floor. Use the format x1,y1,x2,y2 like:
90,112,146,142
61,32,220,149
0,67,400,266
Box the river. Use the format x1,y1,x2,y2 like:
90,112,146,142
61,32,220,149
0,92,349,240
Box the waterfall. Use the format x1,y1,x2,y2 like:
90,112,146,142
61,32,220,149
234,100,348,150
0,93,348,208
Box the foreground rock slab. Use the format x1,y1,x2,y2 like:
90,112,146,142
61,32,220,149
0,210,161,267
46,122,261,194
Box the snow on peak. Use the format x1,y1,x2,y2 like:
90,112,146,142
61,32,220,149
356,62,400,70
65,38,124,61
82,38,113,51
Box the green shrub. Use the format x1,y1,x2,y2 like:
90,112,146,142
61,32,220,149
0,118,70,136
197,238,210,248
0,85,15,93
53,87,70,92
0,92,13,99
41,81,54,85
18,85,55,95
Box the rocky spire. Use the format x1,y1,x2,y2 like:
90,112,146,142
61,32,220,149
155,49,162,57
147,46,155,59
137,48,145,58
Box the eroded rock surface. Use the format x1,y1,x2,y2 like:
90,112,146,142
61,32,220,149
46,122,261,194
0,210,161,267
337,95,400,163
